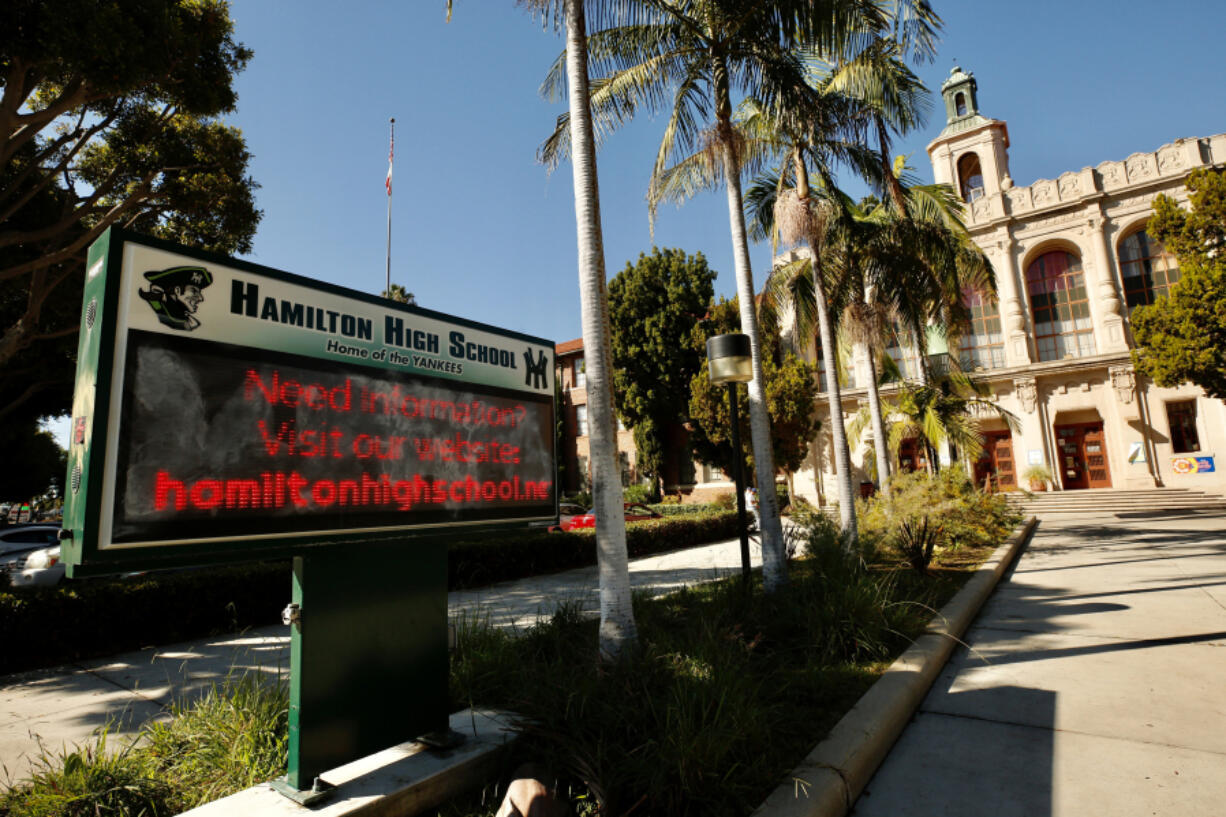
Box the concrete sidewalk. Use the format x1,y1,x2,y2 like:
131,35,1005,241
0,535,761,786
849,510,1226,817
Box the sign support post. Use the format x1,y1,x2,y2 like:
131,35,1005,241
272,539,451,800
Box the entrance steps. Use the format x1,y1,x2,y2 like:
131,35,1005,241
1006,487,1226,516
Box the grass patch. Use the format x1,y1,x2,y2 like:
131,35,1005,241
445,530,1003,816
0,674,287,817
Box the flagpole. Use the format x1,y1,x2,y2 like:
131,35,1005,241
385,117,395,297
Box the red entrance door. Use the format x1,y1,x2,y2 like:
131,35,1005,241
974,431,1017,492
1054,422,1112,490
899,438,929,473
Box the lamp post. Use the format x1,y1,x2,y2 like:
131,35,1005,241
707,333,754,586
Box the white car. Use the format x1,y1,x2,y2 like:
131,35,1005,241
5,545,65,588
0,525,63,588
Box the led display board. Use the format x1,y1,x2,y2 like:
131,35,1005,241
62,228,556,575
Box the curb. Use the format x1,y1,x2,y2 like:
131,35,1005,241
752,516,1039,817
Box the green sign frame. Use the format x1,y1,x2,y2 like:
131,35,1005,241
61,228,558,577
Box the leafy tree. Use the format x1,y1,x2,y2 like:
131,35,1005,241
0,419,65,501
608,247,715,497
688,297,819,493
0,0,261,423
1131,168,1226,399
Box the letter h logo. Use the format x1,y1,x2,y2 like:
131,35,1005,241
523,348,548,389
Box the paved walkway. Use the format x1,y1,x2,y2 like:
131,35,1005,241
850,509,1226,817
0,535,761,786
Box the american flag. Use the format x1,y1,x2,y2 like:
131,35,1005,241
385,127,394,196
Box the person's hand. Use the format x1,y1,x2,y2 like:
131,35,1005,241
495,777,566,817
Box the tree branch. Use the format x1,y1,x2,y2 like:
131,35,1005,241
0,182,152,284
0,381,56,424
0,76,92,168
0,57,37,137
0,113,117,221
0,164,153,251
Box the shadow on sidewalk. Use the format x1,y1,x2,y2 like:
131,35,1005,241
852,685,1057,817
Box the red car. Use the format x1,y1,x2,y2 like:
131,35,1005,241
550,502,662,532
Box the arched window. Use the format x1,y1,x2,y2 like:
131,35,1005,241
1027,250,1095,361
1118,229,1180,313
955,92,968,117
957,153,984,203
884,323,920,381
959,287,1004,369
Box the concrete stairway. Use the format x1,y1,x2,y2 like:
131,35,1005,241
1006,486,1226,516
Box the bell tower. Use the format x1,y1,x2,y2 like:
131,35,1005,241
927,66,1012,204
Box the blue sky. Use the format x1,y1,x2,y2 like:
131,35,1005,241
222,0,1224,349
34,1,1226,448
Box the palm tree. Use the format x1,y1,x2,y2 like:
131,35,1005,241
540,2,890,578
743,87,885,544
773,171,861,543
560,0,639,659
848,372,1018,478
834,200,897,494
381,283,416,304
450,0,637,659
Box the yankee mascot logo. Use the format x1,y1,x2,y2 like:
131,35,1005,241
139,266,213,331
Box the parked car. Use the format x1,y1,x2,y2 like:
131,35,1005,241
550,502,662,532
558,502,587,530
5,503,34,524
0,524,63,588
4,544,65,588
0,524,60,555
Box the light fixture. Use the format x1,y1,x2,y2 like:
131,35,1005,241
706,333,753,586
706,334,753,384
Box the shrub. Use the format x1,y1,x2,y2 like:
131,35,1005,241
648,501,719,517
895,515,941,573
0,562,289,675
623,484,652,503
1020,463,1052,491
563,491,592,508
141,675,288,810
448,511,737,589
789,494,815,515
711,491,736,511
0,730,175,817
794,506,842,557
856,468,1021,573
449,538,954,816
2,513,742,675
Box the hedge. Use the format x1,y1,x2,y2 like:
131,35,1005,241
448,509,737,587
0,510,738,675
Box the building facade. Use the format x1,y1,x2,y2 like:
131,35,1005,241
555,338,733,501
794,67,1226,501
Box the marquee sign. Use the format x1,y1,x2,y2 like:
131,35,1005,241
62,228,556,575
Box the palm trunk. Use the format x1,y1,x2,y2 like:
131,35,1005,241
713,57,786,592
565,0,636,659
811,253,858,544
791,153,857,544
865,351,890,496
